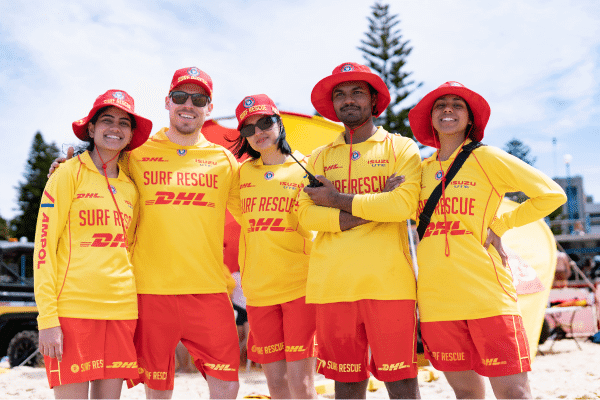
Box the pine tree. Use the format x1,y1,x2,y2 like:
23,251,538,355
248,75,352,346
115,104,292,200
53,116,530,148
358,2,422,139
504,138,536,166
0,214,9,240
11,132,60,241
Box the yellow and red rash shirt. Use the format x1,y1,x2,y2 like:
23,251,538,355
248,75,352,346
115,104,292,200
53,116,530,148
34,152,138,330
297,127,421,304
416,140,567,322
122,128,241,295
237,150,313,307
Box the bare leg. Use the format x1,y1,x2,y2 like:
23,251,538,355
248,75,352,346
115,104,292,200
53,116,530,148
89,378,123,399
54,381,89,399
145,386,173,399
287,357,318,399
334,378,369,399
443,370,486,399
206,374,240,399
384,377,421,399
489,372,532,399
262,359,292,399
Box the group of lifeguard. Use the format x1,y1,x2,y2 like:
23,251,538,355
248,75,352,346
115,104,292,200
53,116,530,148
34,63,566,399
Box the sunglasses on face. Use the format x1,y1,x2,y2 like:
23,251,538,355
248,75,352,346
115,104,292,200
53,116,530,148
169,91,211,107
240,115,278,137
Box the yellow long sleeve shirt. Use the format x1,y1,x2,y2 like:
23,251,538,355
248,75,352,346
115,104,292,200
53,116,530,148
237,151,312,307
297,127,421,304
416,141,567,322
34,152,138,330
122,128,241,295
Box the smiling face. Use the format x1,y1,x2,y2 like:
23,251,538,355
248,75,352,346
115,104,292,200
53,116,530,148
165,82,213,135
243,114,281,155
332,81,376,127
88,106,133,152
431,95,472,140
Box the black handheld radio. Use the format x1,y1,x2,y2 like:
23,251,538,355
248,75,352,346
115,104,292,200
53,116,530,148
288,153,323,188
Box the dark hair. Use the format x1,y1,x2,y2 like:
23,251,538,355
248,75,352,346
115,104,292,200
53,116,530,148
74,106,137,156
228,115,292,160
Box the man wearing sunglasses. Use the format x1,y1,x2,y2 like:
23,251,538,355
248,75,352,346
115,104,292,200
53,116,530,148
297,62,422,399
125,67,242,398
49,67,242,399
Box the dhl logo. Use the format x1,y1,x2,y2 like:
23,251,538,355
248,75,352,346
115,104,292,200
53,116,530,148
106,361,137,368
378,362,410,371
422,221,471,238
240,182,255,189
247,218,293,233
145,191,215,207
324,164,342,172
482,358,507,366
203,363,236,371
284,345,306,352
80,233,126,248
77,193,103,199
140,157,168,162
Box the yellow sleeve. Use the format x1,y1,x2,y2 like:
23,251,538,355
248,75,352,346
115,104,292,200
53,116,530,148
33,163,75,330
483,147,567,237
127,186,139,249
226,154,242,223
297,149,342,233
352,138,421,222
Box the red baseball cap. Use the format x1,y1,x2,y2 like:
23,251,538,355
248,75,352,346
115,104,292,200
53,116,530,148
311,62,391,122
169,67,213,97
408,81,490,148
235,94,280,130
72,89,153,151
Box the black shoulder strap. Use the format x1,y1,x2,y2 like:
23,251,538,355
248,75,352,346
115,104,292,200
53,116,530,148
417,141,484,240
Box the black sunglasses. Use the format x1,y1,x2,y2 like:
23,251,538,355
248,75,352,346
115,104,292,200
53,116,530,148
240,115,278,137
169,91,211,107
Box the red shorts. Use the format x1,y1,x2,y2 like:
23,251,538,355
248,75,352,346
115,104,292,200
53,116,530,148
420,315,532,377
246,297,316,364
315,299,418,382
128,293,239,391
44,318,137,389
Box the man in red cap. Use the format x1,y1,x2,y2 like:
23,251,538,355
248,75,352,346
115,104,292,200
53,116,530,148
124,67,242,398
49,67,242,399
297,62,422,399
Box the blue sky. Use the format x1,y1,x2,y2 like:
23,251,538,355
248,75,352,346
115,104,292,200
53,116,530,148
1,0,599,222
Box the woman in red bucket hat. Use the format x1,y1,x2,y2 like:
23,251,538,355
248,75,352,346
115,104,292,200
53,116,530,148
229,94,318,399
33,89,152,399
409,82,566,398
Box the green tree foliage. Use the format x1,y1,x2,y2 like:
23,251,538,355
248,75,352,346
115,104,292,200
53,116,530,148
0,214,9,240
358,2,422,139
504,138,536,166
11,132,60,241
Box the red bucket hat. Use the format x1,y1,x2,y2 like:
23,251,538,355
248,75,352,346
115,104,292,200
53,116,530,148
408,81,490,148
169,67,213,97
235,94,280,130
311,62,391,122
72,89,153,151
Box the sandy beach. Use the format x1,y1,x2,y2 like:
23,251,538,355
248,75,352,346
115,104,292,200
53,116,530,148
1,339,598,399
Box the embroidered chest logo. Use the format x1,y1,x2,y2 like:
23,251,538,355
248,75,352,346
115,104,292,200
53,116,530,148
435,170,444,180
177,149,187,156
264,171,274,180
351,151,361,161
110,185,117,194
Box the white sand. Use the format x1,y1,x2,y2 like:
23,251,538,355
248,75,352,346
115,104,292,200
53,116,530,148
1,339,598,399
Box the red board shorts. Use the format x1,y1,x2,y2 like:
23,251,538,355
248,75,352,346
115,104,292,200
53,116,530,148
315,299,418,382
246,296,317,364
420,315,532,377
44,317,137,389
128,293,239,391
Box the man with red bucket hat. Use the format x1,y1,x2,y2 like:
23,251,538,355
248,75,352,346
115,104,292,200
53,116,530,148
49,68,242,399
297,62,422,398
